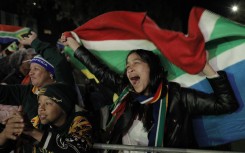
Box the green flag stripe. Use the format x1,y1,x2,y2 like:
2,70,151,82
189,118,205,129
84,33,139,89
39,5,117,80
90,49,185,80
90,50,129,73
83,39,185,79
199,9,219,42
199,10,245,42
155,99,166,147
172,43,245,87
210,17,245,41
0,28,30,39
207,38,245,59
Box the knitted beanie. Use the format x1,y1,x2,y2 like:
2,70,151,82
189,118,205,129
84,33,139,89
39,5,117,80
31,55,55,77
38,83,77,114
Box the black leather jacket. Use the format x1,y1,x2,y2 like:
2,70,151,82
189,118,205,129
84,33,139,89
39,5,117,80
74,45,239,149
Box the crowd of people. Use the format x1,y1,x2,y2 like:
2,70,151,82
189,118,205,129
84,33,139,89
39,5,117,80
0,30,239,153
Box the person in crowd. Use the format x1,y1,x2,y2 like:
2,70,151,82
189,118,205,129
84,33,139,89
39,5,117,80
0,56,11,83
1,48,36,85
0,31,75,120
0,55,57,152
0,42,21,80
0,32,75,152
0,83,93,152
60,35,239,152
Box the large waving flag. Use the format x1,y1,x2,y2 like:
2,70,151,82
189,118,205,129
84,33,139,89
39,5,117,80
0,24,30,44
64,7,245,147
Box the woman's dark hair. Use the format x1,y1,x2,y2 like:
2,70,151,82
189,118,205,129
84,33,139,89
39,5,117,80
124,49,167,94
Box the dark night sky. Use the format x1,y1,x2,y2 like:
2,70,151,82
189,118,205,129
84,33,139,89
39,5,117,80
0,0,244,44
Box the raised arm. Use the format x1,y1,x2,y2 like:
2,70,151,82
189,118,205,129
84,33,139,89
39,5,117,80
179,59,239,115
19,32,75,84
61,35,123,92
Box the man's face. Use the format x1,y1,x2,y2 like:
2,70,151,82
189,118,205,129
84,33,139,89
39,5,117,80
29,63,52,87
38,95,66,126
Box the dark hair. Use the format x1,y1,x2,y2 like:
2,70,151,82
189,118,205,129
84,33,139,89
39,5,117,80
125,49,167,94
8,51,28,69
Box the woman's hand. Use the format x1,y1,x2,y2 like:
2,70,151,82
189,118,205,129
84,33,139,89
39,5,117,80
19,31,37,46
60,33,80,51
202,52,218,77
202,62,217,76
0,108,24,144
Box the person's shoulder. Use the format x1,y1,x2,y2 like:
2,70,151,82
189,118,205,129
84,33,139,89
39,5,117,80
21,84,34,90
168,81,181,88
73,111,89,118
167,82,183,96
70,111,92,127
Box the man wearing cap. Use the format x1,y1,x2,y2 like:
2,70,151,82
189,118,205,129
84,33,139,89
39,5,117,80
0,32,75,152
1,83,93,152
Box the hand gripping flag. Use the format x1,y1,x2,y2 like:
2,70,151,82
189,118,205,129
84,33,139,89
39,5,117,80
0,24,30,44
64,7,245,146
0,24,30,58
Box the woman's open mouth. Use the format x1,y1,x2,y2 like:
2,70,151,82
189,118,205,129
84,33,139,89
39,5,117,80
130,76,140,85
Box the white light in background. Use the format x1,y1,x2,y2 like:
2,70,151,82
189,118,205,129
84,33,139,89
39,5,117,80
231,5,239,12
44,29,52,35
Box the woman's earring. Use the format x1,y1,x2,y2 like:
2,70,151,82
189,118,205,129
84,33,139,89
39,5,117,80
50,74,53,80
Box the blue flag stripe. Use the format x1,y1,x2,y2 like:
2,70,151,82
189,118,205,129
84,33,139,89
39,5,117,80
192,60,245,146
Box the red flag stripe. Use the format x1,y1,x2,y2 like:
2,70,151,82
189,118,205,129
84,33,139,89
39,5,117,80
66,7,207,74
0,24,24,32
143,7,206,74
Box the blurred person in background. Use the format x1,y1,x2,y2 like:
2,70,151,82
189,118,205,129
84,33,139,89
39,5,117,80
1,48,36,85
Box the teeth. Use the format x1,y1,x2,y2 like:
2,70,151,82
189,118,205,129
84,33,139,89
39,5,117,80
130,76,140,85
39,115,46,119
131,76,140,80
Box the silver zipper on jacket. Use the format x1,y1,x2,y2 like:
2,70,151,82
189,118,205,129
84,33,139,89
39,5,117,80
168,123,180,145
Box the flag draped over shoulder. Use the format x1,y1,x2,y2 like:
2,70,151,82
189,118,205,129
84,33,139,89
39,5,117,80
0,24,30,44
64,7,245,147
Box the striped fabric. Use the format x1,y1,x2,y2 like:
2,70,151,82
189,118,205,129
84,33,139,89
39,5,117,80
64,7,245,146
0,24,30,44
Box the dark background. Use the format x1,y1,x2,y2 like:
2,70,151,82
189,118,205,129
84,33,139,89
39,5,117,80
0,0,244,44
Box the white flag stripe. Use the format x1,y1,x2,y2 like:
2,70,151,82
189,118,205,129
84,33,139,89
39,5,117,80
172,43,245,87
82,39,157,51
199,10,219,42
0,36,19,39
